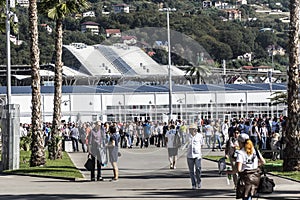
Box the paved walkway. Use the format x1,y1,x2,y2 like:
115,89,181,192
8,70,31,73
0,146,299,200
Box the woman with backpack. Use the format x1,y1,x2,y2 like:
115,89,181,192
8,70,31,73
235,134,265,200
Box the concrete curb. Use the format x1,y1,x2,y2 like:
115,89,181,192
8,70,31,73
1,171,76,181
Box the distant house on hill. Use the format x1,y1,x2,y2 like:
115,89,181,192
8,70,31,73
203,1,212,8
153,41,168,51
106,29,121,38
259,28,274,32
214,1,228,9
113,4,130,13
237,52,252,62
267,45,286,56
40,24,52,34
83,11,95,18
81,21,99,35
237,0,247,5
225,9,242,21
17,0,29,7
122,36,137,45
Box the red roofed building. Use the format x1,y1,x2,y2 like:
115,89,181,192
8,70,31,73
122,36,137,45
81,21,99,35
106,29,121,38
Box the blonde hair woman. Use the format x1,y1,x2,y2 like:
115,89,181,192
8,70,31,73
236,134,265,200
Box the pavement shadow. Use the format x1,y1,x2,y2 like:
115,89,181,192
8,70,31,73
0,194,100,200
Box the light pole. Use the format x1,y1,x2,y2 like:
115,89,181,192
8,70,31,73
6,0,12,109
210,99,213,120
240,99,243,118
62,99,71,122
177,98,184,121
167,8,172,122
159,7,174,122
149,101,152,121
118,101,122,122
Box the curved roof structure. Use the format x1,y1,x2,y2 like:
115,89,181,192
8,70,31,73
62,43,185,79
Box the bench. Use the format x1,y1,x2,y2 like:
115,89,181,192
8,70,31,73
261,149,282,159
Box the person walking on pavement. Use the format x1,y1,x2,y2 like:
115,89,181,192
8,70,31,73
225,130,240,188
143,120,151,148
179,120,187,145
165,123,179,169
88,121,105,181
70,123,79,152
204,120,213,149
107,125,120,181
186,124,204,189
235,133,265,200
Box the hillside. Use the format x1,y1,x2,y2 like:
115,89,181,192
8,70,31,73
0,0,290,71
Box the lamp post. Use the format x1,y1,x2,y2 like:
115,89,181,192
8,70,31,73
149,101,152,121
210,99,213,120
167,8,172,122
62,99,71,122
177,98,184,121
118,101,122,122
240,99,243,118
159,7,175,122
6,0,12,109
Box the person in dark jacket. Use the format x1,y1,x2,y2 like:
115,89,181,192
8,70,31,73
88,121,106,181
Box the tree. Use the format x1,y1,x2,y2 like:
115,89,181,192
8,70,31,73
38,0,88,160
185,53,211,84
0,0,5,33
29,0,46,167
268,91,287,105
284,0,300,171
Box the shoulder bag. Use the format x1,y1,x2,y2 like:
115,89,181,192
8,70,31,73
258,168,275,194
84,154,93,171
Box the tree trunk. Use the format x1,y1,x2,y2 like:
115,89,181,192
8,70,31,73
29,0,46,167
283,0,300,171
49,19,63,160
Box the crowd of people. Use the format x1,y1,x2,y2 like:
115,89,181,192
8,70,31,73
18,114,285,198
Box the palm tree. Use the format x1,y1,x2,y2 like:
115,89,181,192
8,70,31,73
28,0,46,167
0,0,5,33
185,64,211,84
38,0,88,159
284,0,300,171
268,91,287,105
185,53,211,84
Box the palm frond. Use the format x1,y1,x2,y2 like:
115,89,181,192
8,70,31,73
268,91,287,105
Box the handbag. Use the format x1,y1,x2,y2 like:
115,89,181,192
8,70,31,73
99,147,108,165
84,155,93,171
258,169,275,194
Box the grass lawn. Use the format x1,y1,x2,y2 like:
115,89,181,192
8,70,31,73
3,150,83,179
204,155,300,181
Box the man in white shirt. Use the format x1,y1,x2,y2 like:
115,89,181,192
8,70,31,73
186,124,204,190
20,123,28,138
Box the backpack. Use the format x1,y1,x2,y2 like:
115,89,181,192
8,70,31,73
173,132,181,148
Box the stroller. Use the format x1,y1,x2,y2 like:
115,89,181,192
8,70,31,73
218,157,227,175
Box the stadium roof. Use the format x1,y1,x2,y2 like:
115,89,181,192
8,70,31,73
0,83,286,95
62,43,185,78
